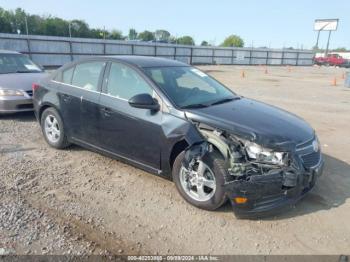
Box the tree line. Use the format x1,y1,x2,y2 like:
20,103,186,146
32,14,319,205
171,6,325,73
0,8,245,47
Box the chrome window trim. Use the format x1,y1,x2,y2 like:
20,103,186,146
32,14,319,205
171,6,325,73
51,80,101,94
100,92,129,102
52,79,165,105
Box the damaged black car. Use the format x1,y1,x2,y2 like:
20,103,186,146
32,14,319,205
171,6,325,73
33,56,324,218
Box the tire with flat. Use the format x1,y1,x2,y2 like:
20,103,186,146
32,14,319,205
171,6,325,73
172,150,228,211
40,107,70,149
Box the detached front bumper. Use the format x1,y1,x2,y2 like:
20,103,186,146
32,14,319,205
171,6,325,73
225,154,324,218
0,95,33,113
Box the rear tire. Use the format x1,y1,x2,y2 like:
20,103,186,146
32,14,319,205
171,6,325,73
172,150,228,211
40,107,70,149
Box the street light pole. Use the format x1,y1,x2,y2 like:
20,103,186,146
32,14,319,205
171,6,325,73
315,30,321,49
325,31,332,56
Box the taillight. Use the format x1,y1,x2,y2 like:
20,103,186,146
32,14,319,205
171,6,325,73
32,83,40,93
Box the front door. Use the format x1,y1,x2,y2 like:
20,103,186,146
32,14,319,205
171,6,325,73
98,62,162,169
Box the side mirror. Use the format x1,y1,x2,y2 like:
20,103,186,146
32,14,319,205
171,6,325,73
128,93,160,111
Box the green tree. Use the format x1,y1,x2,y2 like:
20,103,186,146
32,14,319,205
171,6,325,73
42,16,69,36
70,20,90,37
177,36,195,45
13,8,26,34
201,40,209,46
154,29,170,42
169,36,177,44
109,29,124,40
27,14,45,35
0,8,14,33
128,28,137,40
333,47,348,52
221,35,244,47
138,30,154,41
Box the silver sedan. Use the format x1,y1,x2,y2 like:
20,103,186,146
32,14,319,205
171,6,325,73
0,50,47,113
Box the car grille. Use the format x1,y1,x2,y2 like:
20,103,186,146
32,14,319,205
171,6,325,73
300,151,321,169
296,138,321,169
26,90,33,97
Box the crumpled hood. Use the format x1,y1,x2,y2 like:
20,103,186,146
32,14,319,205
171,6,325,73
184,97,314,149
0,72,47,91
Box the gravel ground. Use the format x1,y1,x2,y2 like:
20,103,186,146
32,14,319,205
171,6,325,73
0,65,350,255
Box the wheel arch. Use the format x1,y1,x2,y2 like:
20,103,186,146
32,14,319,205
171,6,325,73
169,139,189,170
169,137,227,173
38,103,60,122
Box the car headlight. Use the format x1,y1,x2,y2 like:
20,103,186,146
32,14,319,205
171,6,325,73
0,89,24,96
245,142,287,165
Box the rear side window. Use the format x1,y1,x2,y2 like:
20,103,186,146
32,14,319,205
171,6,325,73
71,61,106,91
106,62,153,100
62,67,75,84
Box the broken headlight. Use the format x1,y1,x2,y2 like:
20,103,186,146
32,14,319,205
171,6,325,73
245,142,287,165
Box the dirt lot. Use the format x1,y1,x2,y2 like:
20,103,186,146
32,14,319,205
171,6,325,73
1,65,350,255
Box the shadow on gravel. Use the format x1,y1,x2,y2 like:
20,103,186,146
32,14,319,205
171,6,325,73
0,144,36,154
216,154,350,220
67,144,85,152
0,111,36,122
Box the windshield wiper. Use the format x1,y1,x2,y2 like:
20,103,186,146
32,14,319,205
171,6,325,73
209,96,241,106
181,103,209,109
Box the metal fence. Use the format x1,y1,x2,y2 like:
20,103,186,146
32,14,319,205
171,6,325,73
0,33,314,68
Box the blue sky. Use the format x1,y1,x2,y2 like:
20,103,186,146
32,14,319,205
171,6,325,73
1,0,349,49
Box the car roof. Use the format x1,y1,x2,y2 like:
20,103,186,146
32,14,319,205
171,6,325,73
105,55,189,68
0,49,21,54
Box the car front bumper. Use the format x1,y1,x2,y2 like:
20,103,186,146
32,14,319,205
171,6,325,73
225,154,324,218
0,95,33,113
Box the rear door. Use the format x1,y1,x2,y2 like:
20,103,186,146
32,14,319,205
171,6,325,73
70,60,107,145
98,62,162,169
55,66,82,138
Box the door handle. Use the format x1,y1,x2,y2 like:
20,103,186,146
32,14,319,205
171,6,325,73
101,107,113,117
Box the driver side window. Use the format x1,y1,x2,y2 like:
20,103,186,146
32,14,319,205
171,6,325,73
106,62,153,100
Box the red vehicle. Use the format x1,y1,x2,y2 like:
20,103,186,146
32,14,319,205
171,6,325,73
314,54,349,67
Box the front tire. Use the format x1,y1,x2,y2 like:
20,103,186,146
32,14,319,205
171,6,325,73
40,107,70,149
172,150,228,211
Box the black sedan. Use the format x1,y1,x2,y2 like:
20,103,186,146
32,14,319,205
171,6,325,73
33,56,324,218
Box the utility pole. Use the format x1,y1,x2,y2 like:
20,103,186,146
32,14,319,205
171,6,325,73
69,22,72,38
24,16,29,36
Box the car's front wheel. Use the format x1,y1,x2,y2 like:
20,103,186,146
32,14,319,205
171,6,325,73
40,107,70,149
172,150,228,210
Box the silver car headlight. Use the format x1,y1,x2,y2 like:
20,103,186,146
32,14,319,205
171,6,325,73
0,89,24,96
245,141,287,165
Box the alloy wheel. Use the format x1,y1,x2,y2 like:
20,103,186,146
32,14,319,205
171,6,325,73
44,114,61,143
179,159,216,202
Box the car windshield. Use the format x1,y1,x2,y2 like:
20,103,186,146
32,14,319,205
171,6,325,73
0,54,42,74
143,66,237,108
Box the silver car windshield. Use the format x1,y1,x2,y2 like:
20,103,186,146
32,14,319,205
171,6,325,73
0,54,42,74
144,66,237,108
